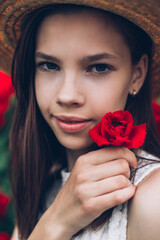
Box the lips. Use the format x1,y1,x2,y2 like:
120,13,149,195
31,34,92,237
54,115,92,133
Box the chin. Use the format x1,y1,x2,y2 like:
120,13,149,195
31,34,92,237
57,136,93,151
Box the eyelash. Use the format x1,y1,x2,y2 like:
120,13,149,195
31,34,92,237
37,62,113,74
37,62,60,71
87,63,113,74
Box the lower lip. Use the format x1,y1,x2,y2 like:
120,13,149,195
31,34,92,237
56,118,92,133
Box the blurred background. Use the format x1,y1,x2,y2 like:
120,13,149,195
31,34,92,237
0,71,15,240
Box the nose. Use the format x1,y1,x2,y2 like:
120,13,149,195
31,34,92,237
56,72,85,107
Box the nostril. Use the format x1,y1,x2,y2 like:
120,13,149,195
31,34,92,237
56,90,85,107
56,98,83,107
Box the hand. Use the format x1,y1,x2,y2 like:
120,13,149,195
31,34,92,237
38,146,137,239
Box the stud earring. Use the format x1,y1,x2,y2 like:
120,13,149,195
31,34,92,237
132,89,137,96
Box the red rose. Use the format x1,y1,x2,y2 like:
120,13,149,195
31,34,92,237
89,110,146,149
0,233,10,240
152,100,160,136
0,71,14,128
0,190,10,218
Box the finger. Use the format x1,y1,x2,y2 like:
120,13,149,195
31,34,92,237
90,159,130,181
82,146,137,168
93,175,132,197
84,185,136,215
77,175,132,199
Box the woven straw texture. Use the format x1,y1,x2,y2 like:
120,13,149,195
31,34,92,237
0,0,160,96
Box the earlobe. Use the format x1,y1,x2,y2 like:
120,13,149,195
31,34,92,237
129,54,148,95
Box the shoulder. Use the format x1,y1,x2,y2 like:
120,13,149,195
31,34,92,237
128,167,160,240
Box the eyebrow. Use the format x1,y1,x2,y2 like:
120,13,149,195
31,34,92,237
35,52,60,63
35,52,118,63
81,53,118,62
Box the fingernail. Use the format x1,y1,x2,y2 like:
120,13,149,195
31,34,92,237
133,184,137,189
133,163,138,169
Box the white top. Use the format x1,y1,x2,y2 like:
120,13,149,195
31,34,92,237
42,150,160,240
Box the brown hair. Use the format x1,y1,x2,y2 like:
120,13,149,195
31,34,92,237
10,4,160,239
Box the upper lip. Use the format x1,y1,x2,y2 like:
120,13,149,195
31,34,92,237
54,115,92,122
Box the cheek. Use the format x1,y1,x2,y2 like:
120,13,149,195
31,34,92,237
35,77,51,115
88,82,129,114
35,79,43,110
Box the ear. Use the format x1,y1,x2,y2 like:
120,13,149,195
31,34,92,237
129,54,148,95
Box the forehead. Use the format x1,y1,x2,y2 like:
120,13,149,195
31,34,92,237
37,7,126,39
36,9,126,41
36,9,130,61
38,9,110,32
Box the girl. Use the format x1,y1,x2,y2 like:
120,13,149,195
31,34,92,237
1,1,160,239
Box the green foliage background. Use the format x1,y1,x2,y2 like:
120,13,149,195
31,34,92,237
0,97,16,236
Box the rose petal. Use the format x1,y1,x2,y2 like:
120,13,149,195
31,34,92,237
89,111,147,149
124,123,147,148
89,123,111,146
113,110,133,136
111,135,130,146
122,111,134,136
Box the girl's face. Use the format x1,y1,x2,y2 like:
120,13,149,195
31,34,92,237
35,10,139,151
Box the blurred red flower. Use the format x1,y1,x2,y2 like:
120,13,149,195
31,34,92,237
0,233,10,240
0,71,14,128
0,190,10,218
152,100,160,136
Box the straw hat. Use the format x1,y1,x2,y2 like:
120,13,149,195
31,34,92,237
0,0,160,97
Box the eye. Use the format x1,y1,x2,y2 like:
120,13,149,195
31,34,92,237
87,63,112,74
37,62,60,71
